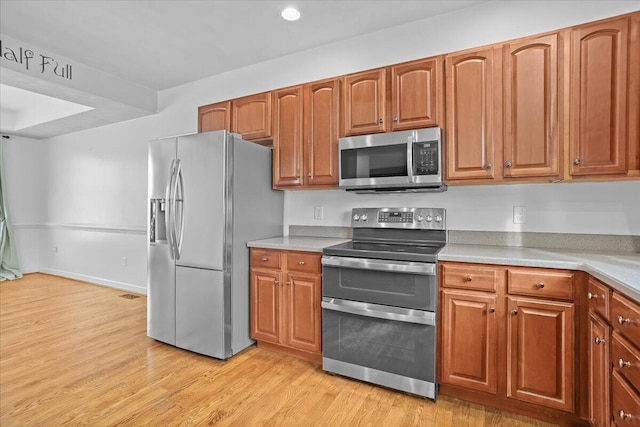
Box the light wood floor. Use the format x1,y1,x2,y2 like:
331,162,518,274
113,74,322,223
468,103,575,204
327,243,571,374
1,273,559,426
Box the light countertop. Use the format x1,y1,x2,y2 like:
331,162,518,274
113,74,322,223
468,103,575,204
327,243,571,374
247,236,350,253
439,244,640,302
247,236,640,302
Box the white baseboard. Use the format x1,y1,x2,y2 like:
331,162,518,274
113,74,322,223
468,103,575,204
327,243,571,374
39,268,147,295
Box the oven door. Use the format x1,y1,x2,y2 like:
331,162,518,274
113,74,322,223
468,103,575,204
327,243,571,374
322,297,437,399
321,256,437,311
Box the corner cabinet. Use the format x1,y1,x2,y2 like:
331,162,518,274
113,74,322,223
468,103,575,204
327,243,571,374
250,248,322,363
273,78,340,189
439,262,582,425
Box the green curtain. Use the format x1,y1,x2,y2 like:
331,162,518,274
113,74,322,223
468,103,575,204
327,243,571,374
0,141,22,281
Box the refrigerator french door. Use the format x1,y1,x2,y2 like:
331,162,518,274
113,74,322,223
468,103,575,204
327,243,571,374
148,130,283,359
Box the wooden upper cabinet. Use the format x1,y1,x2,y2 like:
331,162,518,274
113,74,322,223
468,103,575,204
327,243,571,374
232,92,272,142
198,101,231,133
445,48,499,180
273,86,304,187
503,33,561,178
506,296,575,412
391,57,442,131
304,78,340,186
570,16,630,176
343,69,387,136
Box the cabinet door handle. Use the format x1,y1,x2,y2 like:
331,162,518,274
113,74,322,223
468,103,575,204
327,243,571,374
286,280,292,286
393,116,398,122
485,163,493,169
619,410,631,420
511,309,518,315
536,282,545,289
488,307,495,313
298,261,305,265
618,359,631,369
295,174,300,178
595,337,605,345
274,279,280,285
261,257,268,262
588,292,597,300
505,161,512,168
464,275,473,282
573,158,581,165
307,172,311,177
618,315,631,325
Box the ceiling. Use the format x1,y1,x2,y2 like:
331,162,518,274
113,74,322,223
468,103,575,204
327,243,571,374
0,0,486,138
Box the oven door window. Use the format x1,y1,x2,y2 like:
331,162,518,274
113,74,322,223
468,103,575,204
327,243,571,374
341,144,408,179
323,308,435,382
322,265,436,311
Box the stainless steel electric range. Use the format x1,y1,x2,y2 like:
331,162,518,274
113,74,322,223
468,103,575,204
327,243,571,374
321,207,446,399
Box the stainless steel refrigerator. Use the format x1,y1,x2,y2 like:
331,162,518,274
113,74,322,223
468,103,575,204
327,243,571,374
147,130,283,359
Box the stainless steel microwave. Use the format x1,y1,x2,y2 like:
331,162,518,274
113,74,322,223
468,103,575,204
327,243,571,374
339,128,446,193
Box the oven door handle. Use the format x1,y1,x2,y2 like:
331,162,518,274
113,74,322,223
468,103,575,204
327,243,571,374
321,256,436,275
321,297,436,326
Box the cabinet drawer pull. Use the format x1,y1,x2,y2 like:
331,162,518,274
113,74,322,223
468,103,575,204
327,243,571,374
286,280,292,286
619,410,631,420
618,358,631,369
298,261,305,265
464,275,473,282
485,163,493,169
261,257,268,262
274,280,280,285
618,315,631,325
378,118,383,124
588,292,598,300
488,307,495,313
505,161,512,168
307,172,311,177
393,116,398,122
536,282,545,289
511,310,518,315
573,158,581,165
594,337,605,345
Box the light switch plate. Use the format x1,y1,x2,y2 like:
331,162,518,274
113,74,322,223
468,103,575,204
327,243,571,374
314,206,323,220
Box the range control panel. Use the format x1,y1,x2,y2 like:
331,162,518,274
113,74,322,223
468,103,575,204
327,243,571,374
351,207,445,230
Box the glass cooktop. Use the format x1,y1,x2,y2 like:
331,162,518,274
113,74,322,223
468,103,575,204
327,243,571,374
323,240,444,263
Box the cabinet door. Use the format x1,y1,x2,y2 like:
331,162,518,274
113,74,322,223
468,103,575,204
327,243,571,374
250,269,281,344
304,78,340,186
343,69,387,136
445,48,499,180
273,86,304,187
589,312,611,427
232,92,272,141
391,57,442,131
284,273,322,353
503,33,560,178
570,17,629,176
506,296,575,412
198,101,231,133
441,289,497,394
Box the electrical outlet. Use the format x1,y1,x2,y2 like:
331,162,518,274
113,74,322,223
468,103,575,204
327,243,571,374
122,256,128,267
53,246,58,254
513,206,527,224
314,206,324,220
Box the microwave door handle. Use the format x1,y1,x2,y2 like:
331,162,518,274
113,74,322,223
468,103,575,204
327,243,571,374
407,135,415,183
321,298,436,326
321,256,436,275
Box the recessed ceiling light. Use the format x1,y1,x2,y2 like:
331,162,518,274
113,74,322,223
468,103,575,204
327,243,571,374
281,7,301,21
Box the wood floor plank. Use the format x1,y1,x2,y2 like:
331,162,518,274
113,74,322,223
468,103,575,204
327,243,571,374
1,273,560,426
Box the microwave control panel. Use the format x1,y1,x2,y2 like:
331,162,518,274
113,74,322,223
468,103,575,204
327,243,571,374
413,141,439,175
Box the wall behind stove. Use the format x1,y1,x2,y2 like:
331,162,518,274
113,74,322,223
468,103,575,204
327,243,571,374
283,181,640,236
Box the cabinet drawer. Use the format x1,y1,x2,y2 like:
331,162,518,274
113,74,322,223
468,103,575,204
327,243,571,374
612,332,640,391
612,370,640,426
286,252,321,274
612,292,640,347
441,263,501,292
507,268,574,300
251,249,281,269
588,277,611,321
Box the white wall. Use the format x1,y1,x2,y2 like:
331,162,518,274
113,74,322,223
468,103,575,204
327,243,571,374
7,1,639,291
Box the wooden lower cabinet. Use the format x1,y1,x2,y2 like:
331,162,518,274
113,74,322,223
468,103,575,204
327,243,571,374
439,262,585,426
588,312,611,427
250,248,322,363
506,296,575,412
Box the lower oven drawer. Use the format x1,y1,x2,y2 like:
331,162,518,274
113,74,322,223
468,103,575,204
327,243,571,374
322,256,437,311
322,297,436,398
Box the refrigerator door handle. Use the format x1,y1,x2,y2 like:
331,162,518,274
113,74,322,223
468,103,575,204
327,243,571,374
165,159,177,260
173,159,185,259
